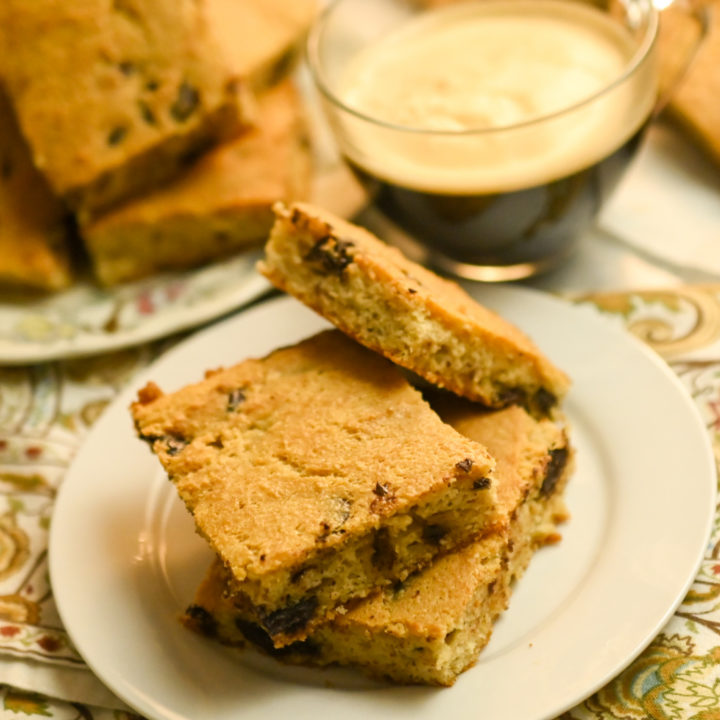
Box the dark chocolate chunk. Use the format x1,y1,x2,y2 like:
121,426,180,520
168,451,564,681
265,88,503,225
165,435,188,456
107,126,127,146
497,387,526,408
473,477,491,490
373,482,390,497
137,432,162,448
260,595,318,637
455,457,473,473
208,436,224,449
422,523,448,545
138,100,157,125
171,81,200,122
227,388,246,412
235,618,319,657
533,388,557,416
541,447,569,496
304,236,355,276
184,604,217,637
371,527,396,570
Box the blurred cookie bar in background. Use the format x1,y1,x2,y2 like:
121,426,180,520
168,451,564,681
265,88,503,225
0,88,73,292
658,0,720,167
0,0,252,218
82,80,312,285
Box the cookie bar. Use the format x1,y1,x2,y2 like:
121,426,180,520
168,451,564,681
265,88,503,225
259,203,570,415
183,402,573,685
0,88,72,291
0,0,249,217
132,329,498,646
208,0,317,91
658,0,720,166
82,80,311,285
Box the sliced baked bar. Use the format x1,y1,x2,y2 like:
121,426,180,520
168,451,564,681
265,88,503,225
183,401,573,685
82,80,311,285
132,329,499,647
208,0,317,91
658,0,720,166
0,0,249,217
259,203,570,415
0,88,72,291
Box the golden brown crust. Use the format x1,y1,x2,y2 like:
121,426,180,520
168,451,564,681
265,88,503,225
259,202,570,413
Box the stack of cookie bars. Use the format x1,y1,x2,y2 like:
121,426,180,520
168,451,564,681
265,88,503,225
131,202,574,686
0,0,316,290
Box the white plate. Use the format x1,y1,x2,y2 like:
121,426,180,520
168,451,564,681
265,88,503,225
49,286,716,720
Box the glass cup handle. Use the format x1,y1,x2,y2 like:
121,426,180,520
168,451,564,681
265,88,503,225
652,0,712,117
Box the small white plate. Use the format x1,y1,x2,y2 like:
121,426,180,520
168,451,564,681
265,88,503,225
49,286,716,720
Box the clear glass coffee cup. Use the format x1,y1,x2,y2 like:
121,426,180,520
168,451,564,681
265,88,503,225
307,0,702,281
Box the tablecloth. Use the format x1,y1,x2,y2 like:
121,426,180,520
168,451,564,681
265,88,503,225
1,284,719,720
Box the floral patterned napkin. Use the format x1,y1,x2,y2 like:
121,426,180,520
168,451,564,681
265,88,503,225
1,286,719,720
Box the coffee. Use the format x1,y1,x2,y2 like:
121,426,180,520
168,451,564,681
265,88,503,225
322,0,658,278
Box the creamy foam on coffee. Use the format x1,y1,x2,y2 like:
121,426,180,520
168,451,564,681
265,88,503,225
334,0,656,193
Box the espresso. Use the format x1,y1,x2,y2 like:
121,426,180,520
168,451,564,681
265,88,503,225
331,0,657,276
349,125,645,269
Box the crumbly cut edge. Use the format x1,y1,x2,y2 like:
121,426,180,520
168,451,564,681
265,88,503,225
72,92,251,221
81,82,312,285
182,444,574,684
215,461,500,648
258,202,570,416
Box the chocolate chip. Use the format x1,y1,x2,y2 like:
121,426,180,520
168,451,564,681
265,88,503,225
1,157,13,179
107,126,127,146
456,458,473,472
533,388,557,416
171,81,200,122
373,482,390,497
227,389,246,411
208,436,224,449
473,477,491,490
304,236,355,276
422,524,448,545
184,604,217,637
371,527,396,570
498,387,526,407
118,60,135,75
407,288,418,294
146,79,159,91
234,618,319,657
138,100,156,125
260,596,318,637
165,435,188,456
541,447,569,496
488,580,496,596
